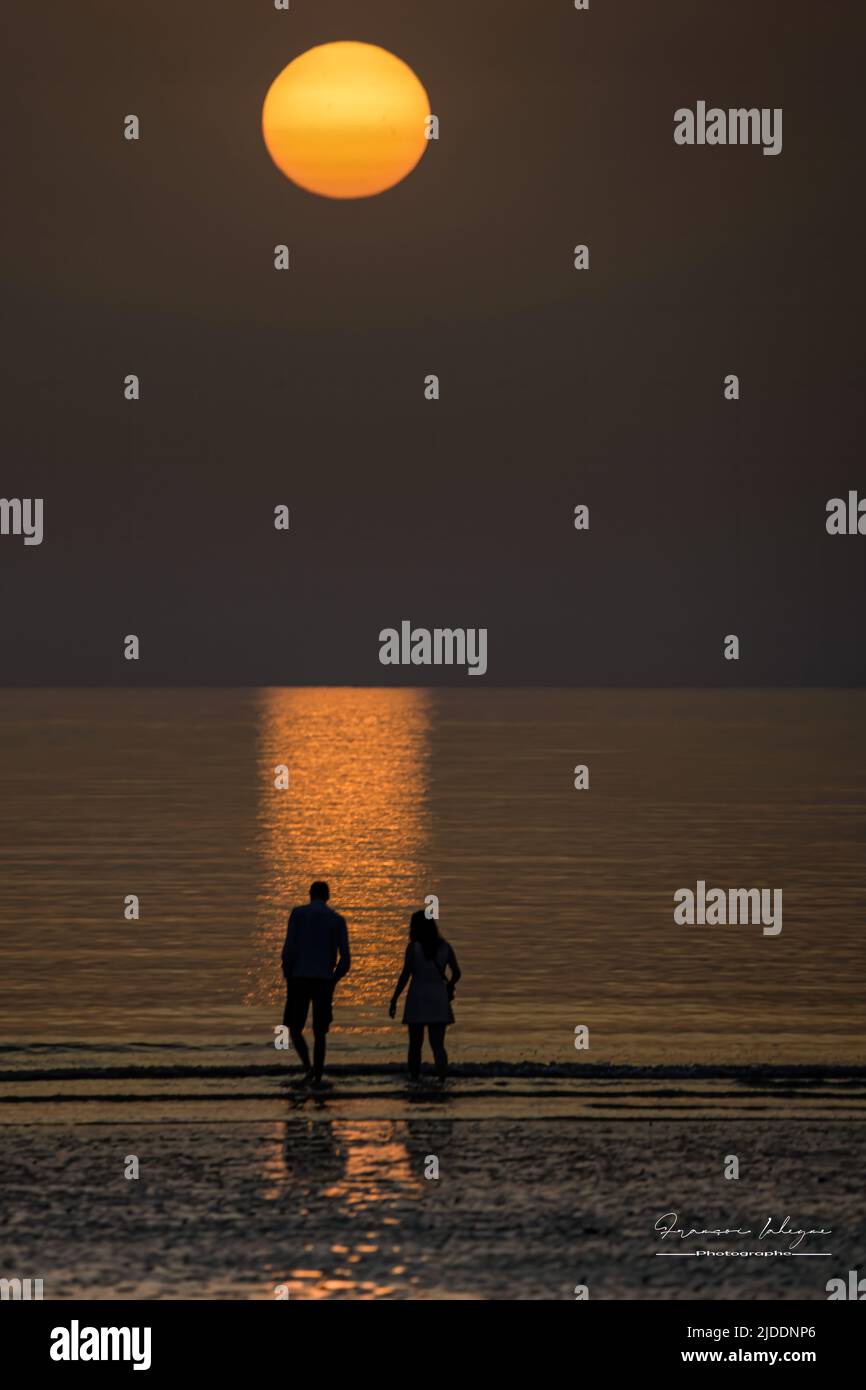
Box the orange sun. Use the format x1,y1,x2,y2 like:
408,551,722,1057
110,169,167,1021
262,41,431,200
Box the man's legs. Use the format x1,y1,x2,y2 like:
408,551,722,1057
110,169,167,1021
429,1024,448,1079
287,980,313,1074
289,1025,311,1071
407,1024,424,1080
312,1029,327,1082
310,980,334,1083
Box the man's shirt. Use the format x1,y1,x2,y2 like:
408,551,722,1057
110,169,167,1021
282,900,351,982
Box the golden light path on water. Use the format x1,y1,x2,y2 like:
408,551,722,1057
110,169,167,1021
246,688,432,1016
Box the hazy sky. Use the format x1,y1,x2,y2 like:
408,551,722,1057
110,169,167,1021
3,0,864,684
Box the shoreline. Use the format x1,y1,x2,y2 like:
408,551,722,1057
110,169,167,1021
4,1062,866,1124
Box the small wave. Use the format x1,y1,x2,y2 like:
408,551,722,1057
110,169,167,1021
2,1061,865,1084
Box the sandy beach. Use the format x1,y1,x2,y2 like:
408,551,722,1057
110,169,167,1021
1,1112,862,1300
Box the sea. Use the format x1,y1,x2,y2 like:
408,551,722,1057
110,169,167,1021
1,688,864,1296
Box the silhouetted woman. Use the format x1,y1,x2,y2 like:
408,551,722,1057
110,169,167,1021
389,910,461,1081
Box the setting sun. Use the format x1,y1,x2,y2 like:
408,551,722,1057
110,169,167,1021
262,41,431,200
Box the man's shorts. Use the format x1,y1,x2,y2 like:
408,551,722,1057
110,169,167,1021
284,977,334,1033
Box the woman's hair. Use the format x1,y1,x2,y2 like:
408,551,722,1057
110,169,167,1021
410,908,442,959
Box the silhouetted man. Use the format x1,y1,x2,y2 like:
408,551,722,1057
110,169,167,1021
282,881,350,1085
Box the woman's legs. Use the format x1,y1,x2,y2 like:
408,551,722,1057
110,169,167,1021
428,1024,448,1079
407,1024,424,1080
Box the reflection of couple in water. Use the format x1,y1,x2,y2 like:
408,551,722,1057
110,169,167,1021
281,882,461,1087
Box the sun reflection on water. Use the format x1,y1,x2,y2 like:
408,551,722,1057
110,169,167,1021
246,688,432,1013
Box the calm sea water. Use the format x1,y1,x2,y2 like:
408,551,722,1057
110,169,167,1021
2,688,864,1068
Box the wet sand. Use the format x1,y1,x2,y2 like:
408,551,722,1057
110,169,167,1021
1,1116,862,1300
